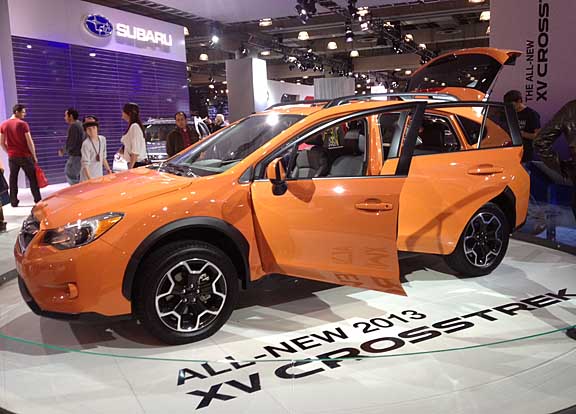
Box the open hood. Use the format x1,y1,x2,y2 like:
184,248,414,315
407,48,521,101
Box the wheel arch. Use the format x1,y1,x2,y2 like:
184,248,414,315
489,186,517,232
122,217,251,301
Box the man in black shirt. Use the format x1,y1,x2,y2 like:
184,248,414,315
59,108,84,185
504,90,541,163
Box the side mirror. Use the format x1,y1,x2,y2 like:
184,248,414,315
266,157,288,196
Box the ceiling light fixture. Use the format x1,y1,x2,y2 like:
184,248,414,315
199,53,209,61
350,50,359,58
298,31,310,40
468,0,485,3
260,50,271,56
327,41,338,50
480,11,490,21
210,34,219,44
259,18,273,27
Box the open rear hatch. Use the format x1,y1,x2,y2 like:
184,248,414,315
407,48,521,101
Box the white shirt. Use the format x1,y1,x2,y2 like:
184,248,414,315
121,123,147,162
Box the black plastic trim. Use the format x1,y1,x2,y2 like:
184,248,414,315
122,217,251,300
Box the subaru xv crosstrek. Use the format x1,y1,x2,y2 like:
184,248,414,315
15,48,529,344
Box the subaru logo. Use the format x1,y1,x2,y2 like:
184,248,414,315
84,14,114,38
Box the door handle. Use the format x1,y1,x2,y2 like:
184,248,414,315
467,165,504,175
355,201,394,211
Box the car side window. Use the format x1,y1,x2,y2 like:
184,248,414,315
412,115,461,155
456,106,513,149
268,116,370,180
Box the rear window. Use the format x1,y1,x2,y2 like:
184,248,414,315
407,54,502,93
457,106,513,149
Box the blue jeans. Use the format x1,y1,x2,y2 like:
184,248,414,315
65,155,82,185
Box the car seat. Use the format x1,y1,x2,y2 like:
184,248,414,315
291,134,330,178
328,129,366,177
414,122,445,155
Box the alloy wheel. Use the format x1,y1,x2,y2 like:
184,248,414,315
154,259,227,332
462,212,503,268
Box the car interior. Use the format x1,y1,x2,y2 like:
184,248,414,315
289,118,369,179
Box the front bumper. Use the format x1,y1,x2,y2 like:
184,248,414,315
15,230,132,318
17,276,130,322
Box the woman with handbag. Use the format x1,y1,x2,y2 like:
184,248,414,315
80,119,112,182
120,103,148,168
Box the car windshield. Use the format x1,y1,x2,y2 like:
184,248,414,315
167,113,304,176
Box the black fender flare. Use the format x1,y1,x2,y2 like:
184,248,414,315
122,217,250,300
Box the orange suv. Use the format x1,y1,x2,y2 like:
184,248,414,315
15,48,529,344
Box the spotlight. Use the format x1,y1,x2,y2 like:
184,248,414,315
360,21,370,31
238,43,248,57
208,34,220,47
404,34,414,42
208,84,215,89
296,4,309,24
345,24,354,43
418,43,427,50
295,0,316,24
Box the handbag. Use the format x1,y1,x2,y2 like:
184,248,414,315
0,172,9,206
35,164,49,188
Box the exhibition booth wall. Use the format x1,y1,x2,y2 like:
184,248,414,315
1,0,189,184
491,0,576,249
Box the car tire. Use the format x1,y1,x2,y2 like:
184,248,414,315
134,241,239,345
444,203,510,277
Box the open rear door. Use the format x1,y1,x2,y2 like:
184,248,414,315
407,48,521,101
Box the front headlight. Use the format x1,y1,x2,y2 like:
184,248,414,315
44,213,124,250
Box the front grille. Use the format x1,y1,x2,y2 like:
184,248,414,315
19,214,40,253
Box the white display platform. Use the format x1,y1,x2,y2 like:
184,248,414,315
0,239,575,414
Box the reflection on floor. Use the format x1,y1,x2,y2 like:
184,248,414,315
518,199,576,248
0,240,575,414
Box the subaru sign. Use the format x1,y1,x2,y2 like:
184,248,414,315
84,14,114,38
83,14,173,47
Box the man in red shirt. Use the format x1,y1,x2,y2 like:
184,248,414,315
166,111,199,157
0,104,41,206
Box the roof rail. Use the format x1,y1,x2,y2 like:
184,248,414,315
266,99,332,110
324,93,460,108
